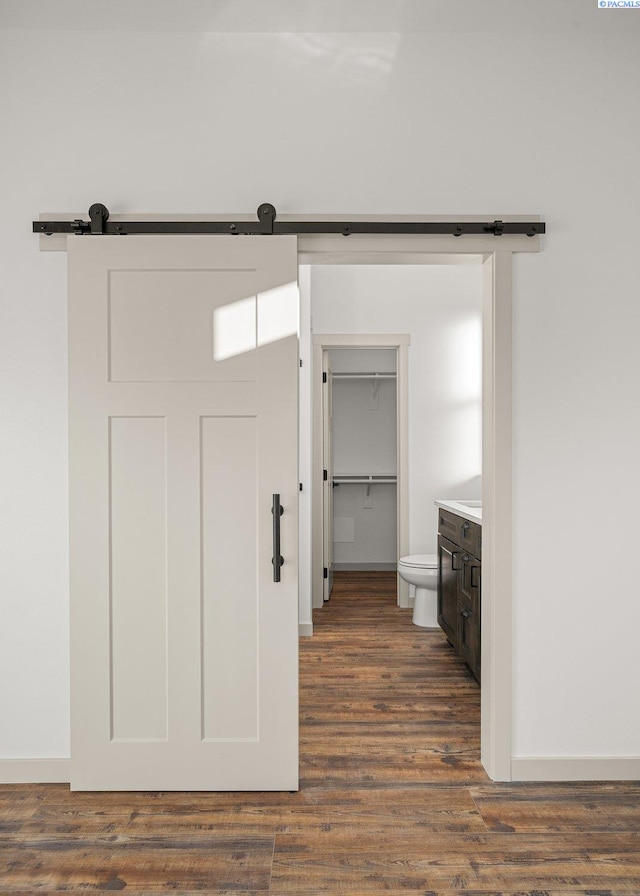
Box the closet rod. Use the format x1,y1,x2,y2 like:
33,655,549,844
332,476,397,483
332,373,396,380
333,474,397,499
33,203,545,238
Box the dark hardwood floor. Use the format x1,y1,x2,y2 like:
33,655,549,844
1,571,639,893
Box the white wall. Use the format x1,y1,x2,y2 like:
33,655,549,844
331,377,397,476
332,484,397,568
1,0,640,766
314,266,482,558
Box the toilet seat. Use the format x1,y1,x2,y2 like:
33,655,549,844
399,553,437,569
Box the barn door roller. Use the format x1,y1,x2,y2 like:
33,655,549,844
33,203,545,238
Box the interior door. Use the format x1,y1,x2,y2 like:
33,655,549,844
322,354,334,601
68,235,299,790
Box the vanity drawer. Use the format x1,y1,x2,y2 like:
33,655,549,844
459,518,481,558
437,509,460,542
438,508,481,558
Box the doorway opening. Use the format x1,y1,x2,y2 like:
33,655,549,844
301,254,512,780
323,347,399,602
309,266,483,715
312,333,411,610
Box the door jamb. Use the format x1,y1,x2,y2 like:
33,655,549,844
480,251,512,782
312,334,411,611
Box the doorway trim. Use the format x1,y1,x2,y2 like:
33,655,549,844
312,334,411,612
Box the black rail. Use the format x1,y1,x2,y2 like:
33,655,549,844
33,203,545,238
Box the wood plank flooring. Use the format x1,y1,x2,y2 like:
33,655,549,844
1,571,639,894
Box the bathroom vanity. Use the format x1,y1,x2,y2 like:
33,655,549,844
435,501,482,683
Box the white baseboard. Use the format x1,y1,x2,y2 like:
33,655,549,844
333,562,397,571
511,755,640,781
299,622,313,636
0,758,71,784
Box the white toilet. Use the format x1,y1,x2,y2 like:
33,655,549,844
398,554,438,627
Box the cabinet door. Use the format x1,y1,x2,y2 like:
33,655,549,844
457,600,480,681
437,535,459,647
460,553,481,614
457,600,481,683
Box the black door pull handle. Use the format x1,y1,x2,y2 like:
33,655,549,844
271,494,284,582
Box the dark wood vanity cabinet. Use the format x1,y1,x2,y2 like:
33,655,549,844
437,509,481,683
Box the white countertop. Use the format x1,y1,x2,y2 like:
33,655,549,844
435,499,482,524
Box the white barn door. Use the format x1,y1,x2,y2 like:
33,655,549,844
68,235,299,790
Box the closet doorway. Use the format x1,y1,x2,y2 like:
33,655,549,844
325,348,397,598
312,334,410,610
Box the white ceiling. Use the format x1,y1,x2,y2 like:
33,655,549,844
1,0,639,34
